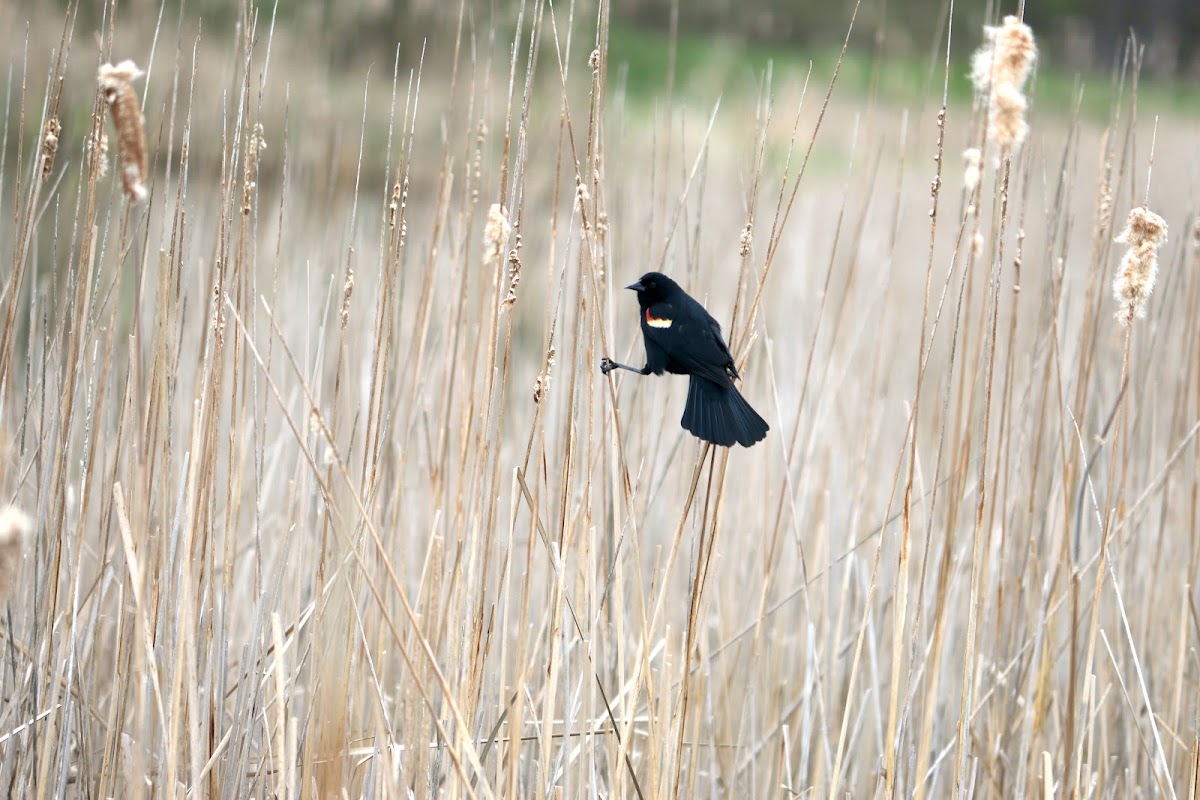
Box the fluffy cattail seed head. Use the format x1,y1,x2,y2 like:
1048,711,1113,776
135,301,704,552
963,148,982,193
990,84,1029,150
87,130,110,179
1116,206,1168,249
484,204,512,264
970,16,1037,154
971,15,1037,94
1113,207,1168,326
971,232,985,257
98,60,148,202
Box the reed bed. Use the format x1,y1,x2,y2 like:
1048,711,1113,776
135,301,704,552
1,1,1199,796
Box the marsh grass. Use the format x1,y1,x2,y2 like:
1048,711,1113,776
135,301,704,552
1,0,1199,797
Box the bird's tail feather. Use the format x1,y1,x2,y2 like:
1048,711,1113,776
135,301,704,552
681,377,769,447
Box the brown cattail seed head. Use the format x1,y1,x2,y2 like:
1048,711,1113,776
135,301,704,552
98,60,148,202
1096,180,1113,234
340,266,355,330
0,507,32,602
241,123,267,215
41,117,61,178
502,234,523,309
534,346,556,404
1112,207,1168,326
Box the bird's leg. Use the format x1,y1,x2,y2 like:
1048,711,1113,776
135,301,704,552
600,357,650,376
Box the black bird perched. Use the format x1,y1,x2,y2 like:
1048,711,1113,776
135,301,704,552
601,271,769,447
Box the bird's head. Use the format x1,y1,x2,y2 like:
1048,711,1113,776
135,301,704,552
625,271,678,305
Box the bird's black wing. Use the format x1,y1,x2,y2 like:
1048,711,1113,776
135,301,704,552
641,296,736,386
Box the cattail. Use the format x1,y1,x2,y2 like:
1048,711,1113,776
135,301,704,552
87,130,110,178
502,234,523,309
739,222,753,257
0,507,32,601
252,122,267,154
970,16,1037,153
484,203,511,263
574,175,591,214
534,346,555,404
1095,169,1113,235
241,123,267,216
308,410,337,467
210,269,225,344
963,148,982,192
1112,207,1168,326
388,182,402,229
340,266,354,330
41,117,61,178
98,60,148,202
389,178,409,249
971,15,1037,94
971,232,985,257
471,123,487,202
990,84,1029,150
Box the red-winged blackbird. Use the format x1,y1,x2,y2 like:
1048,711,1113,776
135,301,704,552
601,271,769,447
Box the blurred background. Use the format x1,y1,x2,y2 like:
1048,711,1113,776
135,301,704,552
10,0,1200,80
7,0,1195,193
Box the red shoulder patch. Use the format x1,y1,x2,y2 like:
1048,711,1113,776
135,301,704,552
645,308,673,328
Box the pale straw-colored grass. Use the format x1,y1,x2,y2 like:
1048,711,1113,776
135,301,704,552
1,2,1198,797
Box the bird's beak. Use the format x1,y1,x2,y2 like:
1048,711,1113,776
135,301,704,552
625,280,645,292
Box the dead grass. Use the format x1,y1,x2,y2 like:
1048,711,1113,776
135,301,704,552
1,1,1199,797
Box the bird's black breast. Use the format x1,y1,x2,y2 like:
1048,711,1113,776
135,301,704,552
639,301,676,374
